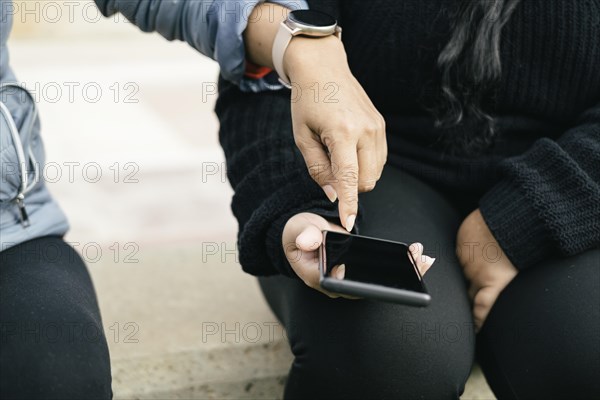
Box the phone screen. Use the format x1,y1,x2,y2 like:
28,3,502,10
322,231,426,293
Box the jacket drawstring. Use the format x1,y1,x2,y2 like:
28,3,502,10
0,83,40,227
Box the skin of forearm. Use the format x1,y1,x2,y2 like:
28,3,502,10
244,3,290,68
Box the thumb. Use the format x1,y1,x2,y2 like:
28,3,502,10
409,242,436,276
283,213,334,252
296,223,325,252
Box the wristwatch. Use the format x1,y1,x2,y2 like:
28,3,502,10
272,9,342,88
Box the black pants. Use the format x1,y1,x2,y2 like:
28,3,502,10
0,237,112,399
259,166,600,400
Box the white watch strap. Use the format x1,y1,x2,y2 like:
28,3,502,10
272,22,342,89
272,22,295,89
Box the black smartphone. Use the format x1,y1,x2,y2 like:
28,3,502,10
319,230,431,306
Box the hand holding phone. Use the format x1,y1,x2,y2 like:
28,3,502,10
282,213,435,302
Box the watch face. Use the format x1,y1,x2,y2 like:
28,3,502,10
288,10,337,27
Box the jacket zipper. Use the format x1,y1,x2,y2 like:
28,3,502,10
15,193,30,227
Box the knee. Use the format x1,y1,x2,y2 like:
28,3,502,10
477,250,600,399
1,315,112,399
289,315,474,399
1,289,112,399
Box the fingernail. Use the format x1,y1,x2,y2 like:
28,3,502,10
336,264,346,279
345,214,356,232
322,185,337,202
409,242,423,253
296,231,319,250
424,256,436,266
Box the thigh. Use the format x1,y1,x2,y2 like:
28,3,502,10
478,248,600,400
0,237,112,400
259,166,475,400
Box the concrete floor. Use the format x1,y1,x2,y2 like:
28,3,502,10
6,2,495,398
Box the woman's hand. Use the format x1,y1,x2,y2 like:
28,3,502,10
456,209,518,331
244,4,386,232
284,36,387,232
283,212,435,297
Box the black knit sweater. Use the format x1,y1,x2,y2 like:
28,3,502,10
216,0,600,277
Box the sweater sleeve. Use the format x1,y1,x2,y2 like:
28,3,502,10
479,102,600,270
93,0,308,91
216,78,358,277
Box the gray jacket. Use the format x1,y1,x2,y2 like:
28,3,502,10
0,2,69,251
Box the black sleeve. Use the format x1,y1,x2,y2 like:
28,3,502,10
307,0,342,21
216,78,359,277
479,102,600,270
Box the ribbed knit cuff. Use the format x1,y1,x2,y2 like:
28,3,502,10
265,194,363,278
266,204,341,278
479,179,552,270
237,169,361,277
